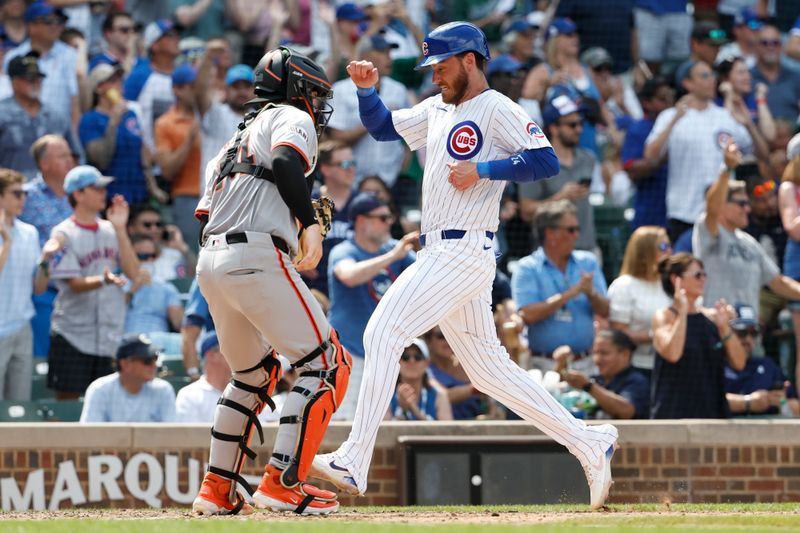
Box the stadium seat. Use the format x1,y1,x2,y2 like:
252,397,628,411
147,331,182,356
0,401,44,422
164,375,193,394
36,400,83,422
593,204,631,282
159,355,185,376
31,374,55,400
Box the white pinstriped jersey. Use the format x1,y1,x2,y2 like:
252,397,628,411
392,89,551,233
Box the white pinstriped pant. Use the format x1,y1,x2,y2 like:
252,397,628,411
336,230,617,491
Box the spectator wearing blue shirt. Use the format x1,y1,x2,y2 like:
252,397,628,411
124,233,183,335
180,278,214,381
623,78,673,229
750,23,800,123
328,192,417,420
725,304,800,417
633,0,690,74
80,333,176,422
19,134,73,357
555,329,650,419
388,339,452,421
80,63,163,205
512,199,609,371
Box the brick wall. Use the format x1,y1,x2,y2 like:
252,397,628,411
1,421,799,509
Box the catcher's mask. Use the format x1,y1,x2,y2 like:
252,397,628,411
254,47,334,138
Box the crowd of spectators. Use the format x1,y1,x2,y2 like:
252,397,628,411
1,0,800,423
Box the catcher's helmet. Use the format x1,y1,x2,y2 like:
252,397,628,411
416,21,491,70
253,46,333,136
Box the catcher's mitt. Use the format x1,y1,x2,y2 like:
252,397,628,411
312,196,335,238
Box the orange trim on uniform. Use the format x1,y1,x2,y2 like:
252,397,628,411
272,141,311,172
276,248,325,348
292,64,332,88
265,69,282,82
194,209,209,221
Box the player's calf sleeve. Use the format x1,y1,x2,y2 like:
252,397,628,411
207,352,282,500
275,329,352,488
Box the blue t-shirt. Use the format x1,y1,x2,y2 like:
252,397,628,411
182,279,214,331
390,384,439,420
725,356,797,415
673,227,693,254
327,239,415,358
511,248,608,354
89,51,121,70
594,366,650,419
123,58,152,101
621,117,668,229
429,364,482,420
635,0,687,15
124,280,181,334
79,108,147,204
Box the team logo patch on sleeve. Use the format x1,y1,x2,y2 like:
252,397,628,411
447,121,483,160
526,121,545,139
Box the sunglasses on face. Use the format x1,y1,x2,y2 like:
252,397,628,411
553,225,580,234
136,252,156,261
114,26,135,34
685,270,707,280
734,328,760,338
142,220,164,228
35,16,65,25
659,242,672,252
334,159,356,170
759,39,781,47
132,356,157,365
560,120,582,129
401,352,426,362
729,198,750,208
364,213,394,223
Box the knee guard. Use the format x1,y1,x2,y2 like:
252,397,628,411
208,351,282,499
280,329,352,488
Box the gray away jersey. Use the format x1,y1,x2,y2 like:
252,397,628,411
196,104,319,254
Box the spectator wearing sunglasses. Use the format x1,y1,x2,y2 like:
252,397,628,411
778,133,800,385
717,8,765,69
90,11,137,73
123,233,183,335
327,192,417,421
326,33,409,188
80,333,176,422
607,226,672,372
725,304,799,417
696,142,800,327
650,253,745,419
388,338,452,421
750,23,800,122
518,95,599,252
300,140,359,297
512,200,609,372
126,204,195,282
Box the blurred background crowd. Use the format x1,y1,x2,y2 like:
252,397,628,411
2,0,800,423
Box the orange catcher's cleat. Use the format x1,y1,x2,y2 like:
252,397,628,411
192,472,254,516
253,464,340,515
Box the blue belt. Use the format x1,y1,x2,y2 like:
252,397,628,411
419,230,494,247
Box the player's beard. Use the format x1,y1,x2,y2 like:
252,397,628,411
440,61,469,104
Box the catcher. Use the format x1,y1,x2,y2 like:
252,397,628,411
192,46,351,516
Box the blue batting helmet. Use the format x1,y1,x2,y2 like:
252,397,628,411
416,21,491,70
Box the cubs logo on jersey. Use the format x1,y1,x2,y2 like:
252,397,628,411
715,130,733,150
526,121,545,139
447,120,483,160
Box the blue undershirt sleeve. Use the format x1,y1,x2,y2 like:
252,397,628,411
356,86,402,142
475,146,560,183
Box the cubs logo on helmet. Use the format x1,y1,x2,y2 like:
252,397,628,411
526,122,546,139
416,21,491,70
447,121,483,160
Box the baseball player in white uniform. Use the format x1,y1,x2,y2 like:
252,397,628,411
310,22,619,510
191,47,352,516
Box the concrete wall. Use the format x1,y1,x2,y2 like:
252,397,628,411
1,420,799,509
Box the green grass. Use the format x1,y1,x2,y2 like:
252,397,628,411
1,504,799,532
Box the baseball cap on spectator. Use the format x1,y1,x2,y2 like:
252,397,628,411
7,52,45,79
336,2,367,21
675,60,700,85
64,165,114,194
199,331,220,358
88,63,123,92
792,16,800,38
356,33,399,56
348,192,387,222
116,333,160,361
547,18,577,40
24,1,67,24
486,55,525,78
503,17,535,36
225,64,254,86
734,7,763,30
172,63,197,85
691,22,728,45
581,47,613,70
730,304,758,331
408,338,429,359
542,94,580,126
143,19,181,50
527,11,545,28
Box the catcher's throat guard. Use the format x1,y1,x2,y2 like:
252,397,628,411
279,329,352,488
